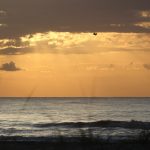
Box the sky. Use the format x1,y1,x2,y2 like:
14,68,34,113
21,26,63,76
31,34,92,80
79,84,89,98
0,0,150,97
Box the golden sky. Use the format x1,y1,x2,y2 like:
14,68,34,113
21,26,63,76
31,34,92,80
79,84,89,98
0,0,150,97
0,32,150,97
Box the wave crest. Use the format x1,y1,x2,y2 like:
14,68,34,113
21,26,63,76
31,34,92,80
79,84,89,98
33,120,150,130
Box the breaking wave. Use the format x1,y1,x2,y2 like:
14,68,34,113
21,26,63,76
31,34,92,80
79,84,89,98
33,120,150,130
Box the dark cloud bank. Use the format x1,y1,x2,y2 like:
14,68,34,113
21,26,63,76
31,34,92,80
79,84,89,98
0,61,21,71
0,47,32,55
0,0,150,39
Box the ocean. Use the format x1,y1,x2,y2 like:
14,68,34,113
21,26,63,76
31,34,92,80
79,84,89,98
0,97,150,141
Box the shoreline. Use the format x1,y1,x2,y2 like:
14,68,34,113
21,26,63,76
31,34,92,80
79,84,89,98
0,138,150,150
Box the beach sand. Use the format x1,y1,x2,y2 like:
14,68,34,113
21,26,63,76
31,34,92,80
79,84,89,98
0,139,150,150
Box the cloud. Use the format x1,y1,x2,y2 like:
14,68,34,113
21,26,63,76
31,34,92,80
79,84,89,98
143,64,150,70
0,61,21,71
135,22,150,29
0,32,150,55
139,11,150,18
0,47,32,55
0,0,150,39
86,64,115,71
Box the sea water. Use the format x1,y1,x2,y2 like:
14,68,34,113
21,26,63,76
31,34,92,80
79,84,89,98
0,97,150,140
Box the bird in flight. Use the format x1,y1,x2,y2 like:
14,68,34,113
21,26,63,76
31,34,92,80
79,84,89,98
93,32,97,36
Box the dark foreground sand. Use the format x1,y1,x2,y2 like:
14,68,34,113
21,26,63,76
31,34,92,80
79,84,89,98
0,128,150,150
0,140,150,150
